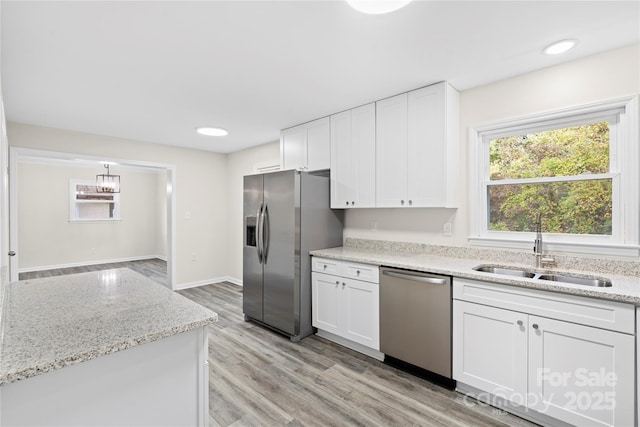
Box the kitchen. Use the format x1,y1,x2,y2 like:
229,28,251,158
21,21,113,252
0,1,639,426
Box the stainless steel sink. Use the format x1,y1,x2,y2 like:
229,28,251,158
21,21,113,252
537,274,612,287
472,265,536,278
472,264,612,287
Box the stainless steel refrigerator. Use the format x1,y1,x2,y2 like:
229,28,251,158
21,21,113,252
243,170,343,341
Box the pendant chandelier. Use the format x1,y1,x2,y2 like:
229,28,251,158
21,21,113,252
96,164,120,193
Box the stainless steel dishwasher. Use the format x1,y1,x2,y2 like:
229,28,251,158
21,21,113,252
380,267,453,387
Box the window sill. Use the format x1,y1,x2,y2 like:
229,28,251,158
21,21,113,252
468,236,640,258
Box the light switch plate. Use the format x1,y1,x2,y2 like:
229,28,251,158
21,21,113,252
443,222,452,236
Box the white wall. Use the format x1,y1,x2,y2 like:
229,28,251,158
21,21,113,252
7,123,228,287
225,141,280,282
17,161,165,271
344,44,640,253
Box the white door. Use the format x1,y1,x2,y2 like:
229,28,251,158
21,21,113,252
528,316,635,427
341,277,379,350
351,103,376,208
452,301,528,403
376,93,407,207
280,125,304,171
311,272,341,336
305,117,330,171
330,110,352,208
407,84,446,207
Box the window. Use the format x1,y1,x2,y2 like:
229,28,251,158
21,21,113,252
470,97,638,256
69,180,120,221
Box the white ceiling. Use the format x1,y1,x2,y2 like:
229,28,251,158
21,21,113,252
2,1,638,154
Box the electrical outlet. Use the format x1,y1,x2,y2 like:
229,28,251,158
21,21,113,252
443,222,452,236
370,221,377,232
191,252,197,261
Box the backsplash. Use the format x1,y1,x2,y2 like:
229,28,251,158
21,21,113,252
344,238,640,278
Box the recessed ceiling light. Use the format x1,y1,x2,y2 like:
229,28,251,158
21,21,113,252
346,0,412,15
543,39,577,55
196,126,228,137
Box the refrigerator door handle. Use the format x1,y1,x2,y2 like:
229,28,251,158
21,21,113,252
256,203,264,264
262,204,270,264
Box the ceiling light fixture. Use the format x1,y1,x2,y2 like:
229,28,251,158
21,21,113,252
96,164,120,193
196,126,228,137
345,0,413,15
543,39,577,55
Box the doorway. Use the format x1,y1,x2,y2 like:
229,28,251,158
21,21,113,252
9,147,176,289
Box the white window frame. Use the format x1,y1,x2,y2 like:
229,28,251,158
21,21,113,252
69,179,121,222
469,96,639,257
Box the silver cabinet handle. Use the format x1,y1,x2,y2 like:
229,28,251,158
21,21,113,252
400,200,405,205
335,280,339,285
532,324,539,330
408,200,412,206
517,320,523,326
382,270,447,285
345,201,349,206
8,251,15,257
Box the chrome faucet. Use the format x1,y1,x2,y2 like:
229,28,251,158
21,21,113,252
533,213,554,268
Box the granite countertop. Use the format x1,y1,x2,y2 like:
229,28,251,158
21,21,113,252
310,244,640,305
0,268,218,386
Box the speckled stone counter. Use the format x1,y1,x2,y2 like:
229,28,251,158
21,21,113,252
0,268,217,385
310,239,640,304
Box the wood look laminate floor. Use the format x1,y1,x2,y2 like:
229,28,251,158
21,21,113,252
18,258,168,286
179,282,539,427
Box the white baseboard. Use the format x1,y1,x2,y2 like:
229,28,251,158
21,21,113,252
174,276,242,291
18,255,167,274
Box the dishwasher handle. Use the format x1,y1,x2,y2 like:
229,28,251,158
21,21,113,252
382,269,447,285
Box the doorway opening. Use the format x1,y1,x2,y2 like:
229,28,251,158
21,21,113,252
9,147,176,289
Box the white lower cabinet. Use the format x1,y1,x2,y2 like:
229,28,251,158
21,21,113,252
311,257,380,356
453,279,635,427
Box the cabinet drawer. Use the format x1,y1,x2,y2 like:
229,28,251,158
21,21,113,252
312,257,380,283
312,257,340,275
454,278,635,334
342,262,379,283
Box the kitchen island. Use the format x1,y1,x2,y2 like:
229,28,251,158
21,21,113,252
0,268,217,426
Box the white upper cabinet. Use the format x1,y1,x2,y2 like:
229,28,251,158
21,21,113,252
330,103,376,209
375,93,408,207
280,117,330,172
376,82,459,208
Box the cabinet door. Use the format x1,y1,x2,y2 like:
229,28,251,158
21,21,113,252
452,301,528,402
376,93,408,207
305,117,330,171
528,316,635,427
280,125,304,171
330,110,352,208
407,84,446,207
351,103,376,208
311,272,341,336
341,278,379,350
